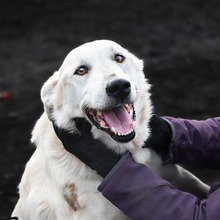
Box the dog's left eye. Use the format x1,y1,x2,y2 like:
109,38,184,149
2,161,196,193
115,54,125,63
74,66,89,75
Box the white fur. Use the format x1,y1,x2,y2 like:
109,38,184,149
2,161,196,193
12,40,209,220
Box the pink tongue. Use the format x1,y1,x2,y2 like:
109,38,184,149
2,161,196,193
103,106,133,134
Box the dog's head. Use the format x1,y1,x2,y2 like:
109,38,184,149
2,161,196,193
41,40,151,147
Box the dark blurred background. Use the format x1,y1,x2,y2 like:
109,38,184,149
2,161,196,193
1,0,220,217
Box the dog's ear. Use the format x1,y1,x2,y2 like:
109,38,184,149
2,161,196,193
130,53,144,73
41,71,61,120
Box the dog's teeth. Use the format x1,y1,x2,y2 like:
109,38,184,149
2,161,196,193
124,104,131,113
126,130,133,135
97,111,102,116
111,127,117,134
97,111,103,118
113,129,134,137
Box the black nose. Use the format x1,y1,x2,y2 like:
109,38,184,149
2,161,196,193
106,79,131,99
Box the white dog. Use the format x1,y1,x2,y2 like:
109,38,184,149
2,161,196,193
12,40,209,220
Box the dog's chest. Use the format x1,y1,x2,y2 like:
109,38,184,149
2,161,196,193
59,166,128,220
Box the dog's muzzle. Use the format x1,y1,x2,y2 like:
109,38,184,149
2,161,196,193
86,79,136,143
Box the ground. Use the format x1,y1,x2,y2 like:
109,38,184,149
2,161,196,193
1,0,220,217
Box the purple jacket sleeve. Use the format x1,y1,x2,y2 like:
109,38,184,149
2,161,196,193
164,117,220,168
98,154,220,220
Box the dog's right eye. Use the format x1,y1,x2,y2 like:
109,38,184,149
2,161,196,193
74,66,89,75
115,54,125,63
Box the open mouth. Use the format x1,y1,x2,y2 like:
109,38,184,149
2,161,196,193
86,104,136,143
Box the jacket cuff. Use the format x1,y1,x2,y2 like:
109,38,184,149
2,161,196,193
98,152,130,192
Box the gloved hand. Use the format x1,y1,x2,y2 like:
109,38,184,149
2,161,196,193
53,115,172,178
53,118,124,178
144,115,172,160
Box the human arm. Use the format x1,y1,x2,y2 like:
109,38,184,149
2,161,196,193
53,117,220,220
99,153,220,220
53,117,220,219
